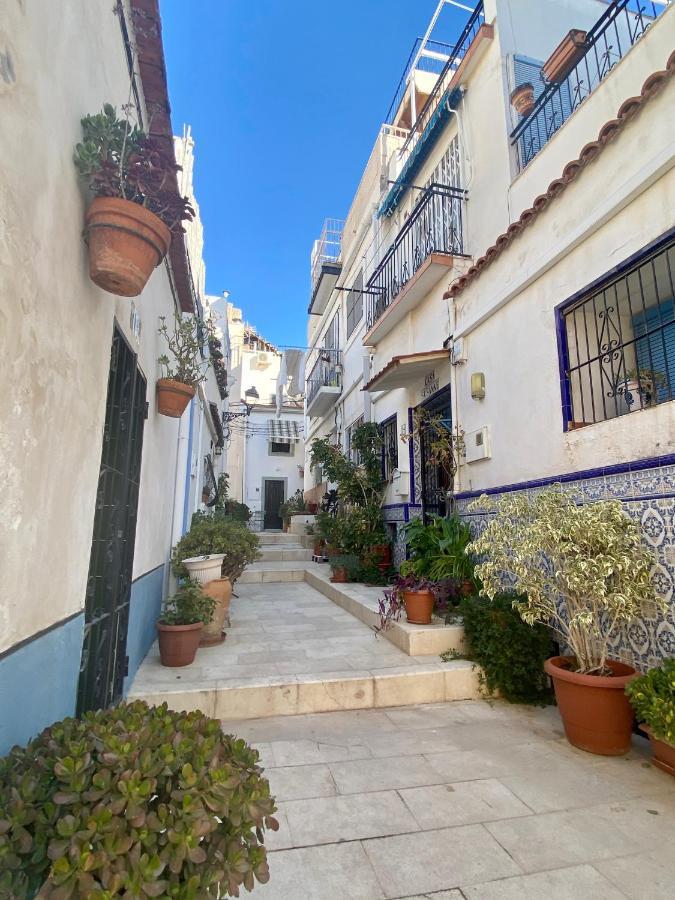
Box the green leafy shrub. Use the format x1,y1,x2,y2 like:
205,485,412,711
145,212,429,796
468,488,662,674
173,513,260,584
626,659,675,745
0,701,277,898
278,490,306,523
460,594,554,704
214,474,251,523
401,514,476,583
159,580,215,626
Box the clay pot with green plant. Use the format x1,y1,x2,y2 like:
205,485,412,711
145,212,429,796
0,700,278,897
172,510,261,586
378,575,437,630
329,554,360,584
156,313,211,417
626,659,675,776
468,487,663,755
156,579,215,667
74,104,194,296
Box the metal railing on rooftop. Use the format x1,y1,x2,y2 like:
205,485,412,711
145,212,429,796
310,218,344,292
511,0,668,170
366,183,466,331
399,2,485,161
385,36,455,125
306,348,342,407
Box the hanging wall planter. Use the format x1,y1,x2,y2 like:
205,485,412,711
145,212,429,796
156,378,196,417
74,104,194,298
542,30,587,83
85,196,171,296
156,313,212,418
510,82,536,117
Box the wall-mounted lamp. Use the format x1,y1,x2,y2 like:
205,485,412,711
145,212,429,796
222,386,259,422
471,372,485,400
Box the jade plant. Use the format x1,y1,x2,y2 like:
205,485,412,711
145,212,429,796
0,701,278,898
626,658,675,745
158,313,212,388
158,579,215,626
172,513,260,585
467,487,663,675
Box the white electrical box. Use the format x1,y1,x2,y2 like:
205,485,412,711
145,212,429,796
451,336,467,365
392,469,410,497
465,426,491,463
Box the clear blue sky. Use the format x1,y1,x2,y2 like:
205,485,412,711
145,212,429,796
160,0,467,347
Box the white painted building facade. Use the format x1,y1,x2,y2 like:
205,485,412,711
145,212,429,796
303,0,675,668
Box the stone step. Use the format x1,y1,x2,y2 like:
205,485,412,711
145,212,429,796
259,547,314,562
238,562,465,657
132,661,480,721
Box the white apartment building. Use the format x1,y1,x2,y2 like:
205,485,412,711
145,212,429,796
226,305,304,530
303,0,674,669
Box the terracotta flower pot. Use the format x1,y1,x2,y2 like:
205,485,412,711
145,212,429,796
460,579,474,597
330,567,348,583
370,544,392,566
641,725,675,777
544,656,636,755
510,82,535,117
157,621,202,667
200,577,232,646
542,29,587,83
308,502,319,514
313,540,325,557
402,589,435,625
156,378,196,417
84,196,171,296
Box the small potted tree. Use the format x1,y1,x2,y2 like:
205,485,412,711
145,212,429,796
626,659,675,776
156,580,215,667
468,487,664,755
157,313,211,417
74,104,194,296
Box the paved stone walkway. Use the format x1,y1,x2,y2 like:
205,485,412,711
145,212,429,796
221,701,675,900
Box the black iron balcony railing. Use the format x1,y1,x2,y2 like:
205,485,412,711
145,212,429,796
400,2,485,160
511,0,666,170
366,183,465,331
307,348,342,407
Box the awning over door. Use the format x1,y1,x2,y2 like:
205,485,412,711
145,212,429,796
267,419,302,442
363,349,450,392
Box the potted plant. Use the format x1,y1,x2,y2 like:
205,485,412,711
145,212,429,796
201,575,233,645
510,82,536,117
626,659,675,776
157,313,211,417
0,701,278,897
181,553,226,584
74,104,194,296
542,29,587,83
172,510,261,586
401,513,476,596
468,487,664,755
621,366,667,410
329,554,360,584
378,574,437,628
156,579,216,667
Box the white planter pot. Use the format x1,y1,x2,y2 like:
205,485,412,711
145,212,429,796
182,554,225,585
624,379,645,411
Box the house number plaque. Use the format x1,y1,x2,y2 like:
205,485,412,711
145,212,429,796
421,370,439,398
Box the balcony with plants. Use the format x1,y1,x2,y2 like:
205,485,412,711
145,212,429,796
510,0,669,171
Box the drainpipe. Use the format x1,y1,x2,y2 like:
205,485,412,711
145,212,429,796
181,399,196,534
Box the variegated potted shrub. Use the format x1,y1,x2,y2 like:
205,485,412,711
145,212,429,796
468,487,663,756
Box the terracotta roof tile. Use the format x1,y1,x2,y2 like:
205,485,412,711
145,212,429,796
447,57,674,299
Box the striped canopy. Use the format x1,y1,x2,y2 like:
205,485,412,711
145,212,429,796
267,419,302,443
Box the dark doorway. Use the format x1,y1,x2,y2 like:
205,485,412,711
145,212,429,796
263,479,285,530
77,325,146,715
419,386,452,522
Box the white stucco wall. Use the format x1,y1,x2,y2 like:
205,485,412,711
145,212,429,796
0,1,186,650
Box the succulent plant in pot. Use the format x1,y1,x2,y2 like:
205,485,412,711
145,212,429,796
0,701,278,897
626,658,675,776
156,312,212,417
468,487,664,755
156,579,215,667
74,104,194,296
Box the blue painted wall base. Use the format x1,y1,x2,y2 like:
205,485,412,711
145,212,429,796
0,613,84,755
124,563,166,693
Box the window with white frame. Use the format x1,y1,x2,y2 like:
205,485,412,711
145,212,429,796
559,233,675,429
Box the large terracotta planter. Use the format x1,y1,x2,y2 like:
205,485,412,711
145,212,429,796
545,656,636,755
157,621,202,667
511,82,535,117
542,29,587,83
156,378,196,418
402,589,435,625
330,567,348,584
200,577,232,645
182,554,225,584
641,725,675,777
84,196,171,296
